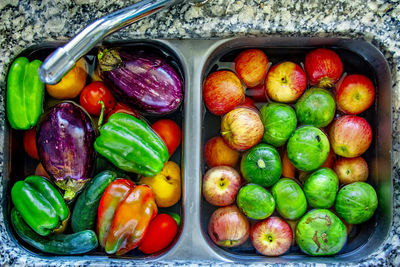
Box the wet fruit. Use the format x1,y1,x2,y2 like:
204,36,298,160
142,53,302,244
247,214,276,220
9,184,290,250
303,168,339,208
305,48,343,88
296,209,347,256
295,88,336,128
240,144,282,187
335,182,378,224
260,103,297,147
287,126,330,171
271,178,307,220
236,184,275,220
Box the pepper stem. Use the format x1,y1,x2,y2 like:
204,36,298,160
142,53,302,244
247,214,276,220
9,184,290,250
97,100,105,130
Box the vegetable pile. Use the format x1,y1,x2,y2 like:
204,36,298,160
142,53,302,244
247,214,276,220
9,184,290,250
202,48,378,256
6,46,183,256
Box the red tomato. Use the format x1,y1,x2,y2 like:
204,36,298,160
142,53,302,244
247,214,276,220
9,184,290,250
152,119,181,157
23,128,39,160
106,102,141,121
79,82,115,116
139,214,178,254
35,163,50,179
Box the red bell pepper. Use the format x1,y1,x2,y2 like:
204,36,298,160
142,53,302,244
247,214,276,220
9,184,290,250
97,179,157,255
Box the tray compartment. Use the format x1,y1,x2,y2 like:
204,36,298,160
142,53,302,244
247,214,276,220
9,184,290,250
1,37,392,263
198,37,392,263
2,40,187,260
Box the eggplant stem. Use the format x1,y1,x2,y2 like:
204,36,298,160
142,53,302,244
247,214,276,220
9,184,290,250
98,100,105,130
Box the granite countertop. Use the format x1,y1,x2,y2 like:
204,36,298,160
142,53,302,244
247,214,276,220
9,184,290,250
0,0,399,266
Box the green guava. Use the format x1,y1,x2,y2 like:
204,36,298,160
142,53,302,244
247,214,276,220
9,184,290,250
295,88,336,127
240,143,282,187
303,168,339,208
296,209,347,256
335,182,378,224
260,103,297,147
236,184,275,220
271,178,307,220
286,126,330,171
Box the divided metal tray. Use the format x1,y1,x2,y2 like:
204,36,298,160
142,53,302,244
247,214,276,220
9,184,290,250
2,37,393,264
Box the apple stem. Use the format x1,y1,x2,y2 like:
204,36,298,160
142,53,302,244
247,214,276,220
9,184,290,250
319,77,333,88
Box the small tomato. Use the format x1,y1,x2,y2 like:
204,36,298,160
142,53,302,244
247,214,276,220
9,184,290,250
152,119,181,157
138,214,178,254
23,128,39,160
106,102,141,121
80,82,116,116
35,163,50,179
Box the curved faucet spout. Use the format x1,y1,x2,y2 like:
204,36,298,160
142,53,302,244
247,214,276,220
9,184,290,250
38,0,182,85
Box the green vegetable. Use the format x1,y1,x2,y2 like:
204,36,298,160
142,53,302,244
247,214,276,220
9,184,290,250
236,184,275,220
95,156,134,180
287,126,330,171
335,182,378,224
6,57,44,130
295,88,336,128
260,102,297,147
303,168,339,208
296,209,347,256
11,208,98,255
71,170,118,233
240,143,282,187
11,175,69,236
94,113,169,177
271,178,307,220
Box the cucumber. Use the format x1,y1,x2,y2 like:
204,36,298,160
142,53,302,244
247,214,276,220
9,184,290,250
71,170,118,233
11,208,98,255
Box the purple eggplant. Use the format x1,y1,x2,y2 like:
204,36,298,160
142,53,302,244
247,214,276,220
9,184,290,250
98,48,183,115
37,101,96,201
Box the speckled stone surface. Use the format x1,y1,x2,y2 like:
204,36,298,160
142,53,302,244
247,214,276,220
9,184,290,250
0,0,399,266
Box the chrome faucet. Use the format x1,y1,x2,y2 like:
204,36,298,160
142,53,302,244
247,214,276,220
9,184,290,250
38,0,183,85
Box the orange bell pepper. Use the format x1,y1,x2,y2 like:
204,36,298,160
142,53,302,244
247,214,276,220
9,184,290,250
97,179,157,255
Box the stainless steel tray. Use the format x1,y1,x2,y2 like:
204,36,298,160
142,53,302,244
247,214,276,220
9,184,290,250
3,37,393,264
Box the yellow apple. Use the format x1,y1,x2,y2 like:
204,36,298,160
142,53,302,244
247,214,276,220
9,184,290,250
139,161,181,208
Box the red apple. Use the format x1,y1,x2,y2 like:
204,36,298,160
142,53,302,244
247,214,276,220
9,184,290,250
234,49,269,88
335,74,375,114
334,156,369,185
250,216,292,256
202,166,242,206
203,70,245,115
208,205,250,247
305,48,343,88
221,107,264,151
204,136,240,168
265,61,307,103
237,97,258,111
320,146,336,168
329,115,372,158
246,83,268,102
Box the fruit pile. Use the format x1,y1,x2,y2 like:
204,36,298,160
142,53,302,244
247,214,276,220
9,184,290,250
202,48,378,256
7,46,183,255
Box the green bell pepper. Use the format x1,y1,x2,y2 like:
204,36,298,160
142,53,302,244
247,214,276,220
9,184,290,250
11,175,69,236
94,113,169,177
6,57,44,130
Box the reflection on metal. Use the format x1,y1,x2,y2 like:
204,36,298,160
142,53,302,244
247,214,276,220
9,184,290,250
38,0,181,85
